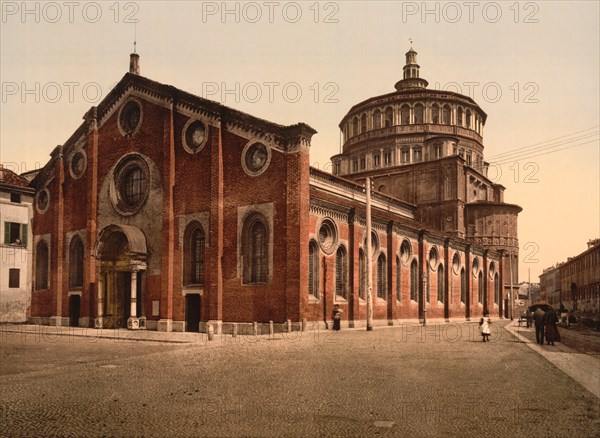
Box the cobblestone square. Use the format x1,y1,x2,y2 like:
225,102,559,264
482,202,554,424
1,320,599,437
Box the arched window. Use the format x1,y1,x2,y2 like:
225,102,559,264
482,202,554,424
400,240,412,264
377,254,387,299
184,223,205,286
400,105,410,125
457,107,463,126
308,240,319,299
478,271,483,304
432,104,440,124
437,264,444,303
35,240,49,290
352,117,358,136
466,110,472,128
460,268,466,304
69,235,84,288
335,246,348,299
359,249,366,300
494,273,499,304
410,260,418,301
443,105,451,125
385,107,393,127
360,113,367,133
396,255,401,302
373,109,382,130
414,104,424,124
242,215,268,284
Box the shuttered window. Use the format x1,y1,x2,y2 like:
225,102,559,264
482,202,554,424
4,222,27,246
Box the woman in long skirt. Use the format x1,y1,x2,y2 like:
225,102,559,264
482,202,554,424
479,315,491,342
544,307,559,346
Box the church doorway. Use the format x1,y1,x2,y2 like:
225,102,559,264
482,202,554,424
95,225,147,330
69,295,80,327
185,294,201,332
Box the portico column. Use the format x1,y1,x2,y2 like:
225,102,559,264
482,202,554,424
95,272,104,329
128,269,140,330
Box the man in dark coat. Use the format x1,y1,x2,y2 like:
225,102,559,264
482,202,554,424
533,309,545,345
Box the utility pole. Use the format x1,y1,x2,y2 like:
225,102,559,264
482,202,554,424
509,250,514,320
528,268,531,302
366,177,373,331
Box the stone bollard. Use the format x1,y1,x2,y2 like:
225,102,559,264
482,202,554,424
232,323,238,338
302,318,307,332
269,320,274,339
253,322,258,337
207,323,214,341
286,319,292,333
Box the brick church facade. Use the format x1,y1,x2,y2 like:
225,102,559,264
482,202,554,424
27,49,521,332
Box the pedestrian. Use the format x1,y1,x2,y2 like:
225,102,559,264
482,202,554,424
479,314,491,342
332,304,343,331
526,310,533,328
533,308,545,345
544,307,560,346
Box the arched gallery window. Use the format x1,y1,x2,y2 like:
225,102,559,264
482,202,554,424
432,104,440,124
400,105,410,125
372,109,381,130
443,105,451,125
414,104,424,124
385,107,393,127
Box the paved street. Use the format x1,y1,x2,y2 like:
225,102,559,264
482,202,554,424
1,320,599,438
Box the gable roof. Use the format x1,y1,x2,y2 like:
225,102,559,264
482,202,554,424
31,71,317,189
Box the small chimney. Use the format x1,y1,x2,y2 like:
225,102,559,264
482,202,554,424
129,53,140,75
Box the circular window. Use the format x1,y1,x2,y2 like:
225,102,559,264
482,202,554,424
70,151,86,179
452,253,461,274
119,100,142,136
318,219,338,254
111,155,149,215
429,247,439,270
36,189,49,214
183,119,207,153
400,240,412,266
243,142,270,176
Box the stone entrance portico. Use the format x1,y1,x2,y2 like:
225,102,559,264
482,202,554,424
94,224,147,330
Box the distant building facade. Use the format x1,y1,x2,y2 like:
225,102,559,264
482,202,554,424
559,239,600,325
0,165,34,322
26,50,520,332
539,265,562,308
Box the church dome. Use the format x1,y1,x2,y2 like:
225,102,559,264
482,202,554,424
332,49,488,178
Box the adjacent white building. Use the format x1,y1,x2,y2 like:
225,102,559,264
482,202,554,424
0,165,34,322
